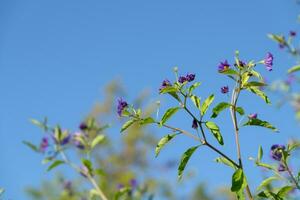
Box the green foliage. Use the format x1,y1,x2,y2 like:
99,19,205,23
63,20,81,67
160,107,180,125
47,160,65,172
178,146,200,180
155,133,178,157
243,118,278,132
205,121,224,145
211,102,231,118
23,141,39,152
288,65,300,74
120,119,136,133
231,169,247,193
201,94,214,116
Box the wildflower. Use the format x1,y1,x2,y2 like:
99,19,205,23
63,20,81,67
178,76,187,83
264,52,273,71
220,86,229,94
130,179,138,189
117,98,128,116
159,79,171,91
79,122,88,130
270,144,285,161
73,132,85,150
278,164,286,172
234,60,246,68
39,137,49,152
192,119,198,129
117,184,124,190
290,31,296,37
248,113,258,119
186,73,196,82
218,60,230,72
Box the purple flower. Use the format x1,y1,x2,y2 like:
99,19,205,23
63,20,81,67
278,164,286,172
178,76,187,83
73,132,85,150
130,179,138,189
117,98,128,116
220,86,229,94
264,52,273,71
159,79,171,91
192,119,198,129
290,31,296,37
60,134,71,145
270,144,285,161
218,60,230,72
186,73,196,82
248,113,258,119
79,122,88,130
179,73,196,83
117,183,124,190
39,137,49,152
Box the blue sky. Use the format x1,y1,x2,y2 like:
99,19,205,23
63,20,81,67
0,0,299,199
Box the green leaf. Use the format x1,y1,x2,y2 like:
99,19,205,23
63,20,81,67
257,145,263,161
139,117,155,125
243,81,267,88
114,187,131,200
23,141,39,152
211,102,231,118
215,157,237,169
120,119,136,133
82,159,93,175
231,169,247,192
236,107,245,116
155,133,178,157
256,162,275,170
288,65,300,74
159,86,178,94
243,118,278,132
277,186,294,197
178,145,200,180
268,34,285,44
247,87,271,104
30,118,48,132
205,121,224,145
191,95,201,110
47,160,65,171
188,82,201,94
249,69,264,81
221,69,239,75
257,176,279,191
160,107,180,125
201,94,214,116
91,134,105,149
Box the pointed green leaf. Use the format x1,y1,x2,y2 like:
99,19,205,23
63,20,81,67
277,186,294,197
139,117,155,125
243,118,278,132
211,102,231,118
257,176,280,191
205,121,224,145
215,157,237,169
231,169,247,192
247,87,271,104
120,119,136,133
159,86,178,94
190,95,201,110
23,141,39,152
178,145,200,180
160,107,180,125
288,65,300,74
236,107,245,116
91,134,105,149
155,133,178,157
82,159,93,175
221,69,239,75
47,160,65,172
188,82,201,94
201,94,214,116
257,145,263,161
243,81,267,88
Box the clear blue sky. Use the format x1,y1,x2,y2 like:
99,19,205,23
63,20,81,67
0,0,299,199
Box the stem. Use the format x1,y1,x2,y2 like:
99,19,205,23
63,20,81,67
59,149,108,200
284,162,300,189
230,78,253,200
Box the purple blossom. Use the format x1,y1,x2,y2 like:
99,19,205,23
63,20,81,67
60,134,71,145
73,132,85,150
220,86,229,94
117,98,128,116
39,137,49,152
178,76,187,83
79,122,88,130
290,31,296,37
130,179,138,189
192,119,198,129
278,164,286,172
159,79,171,91
186,73,196,82
218,60,230,72
264,52,274,71
270,144,285,161
248,113,258,119
117,183,124,190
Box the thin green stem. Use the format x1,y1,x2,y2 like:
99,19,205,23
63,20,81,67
284,161,300,189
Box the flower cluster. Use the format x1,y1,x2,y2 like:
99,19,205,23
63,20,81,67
218,60,230,72
117,98,128,116
270,144,285,161
159,79,171,91
264,52,274,71
178,73,196,83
